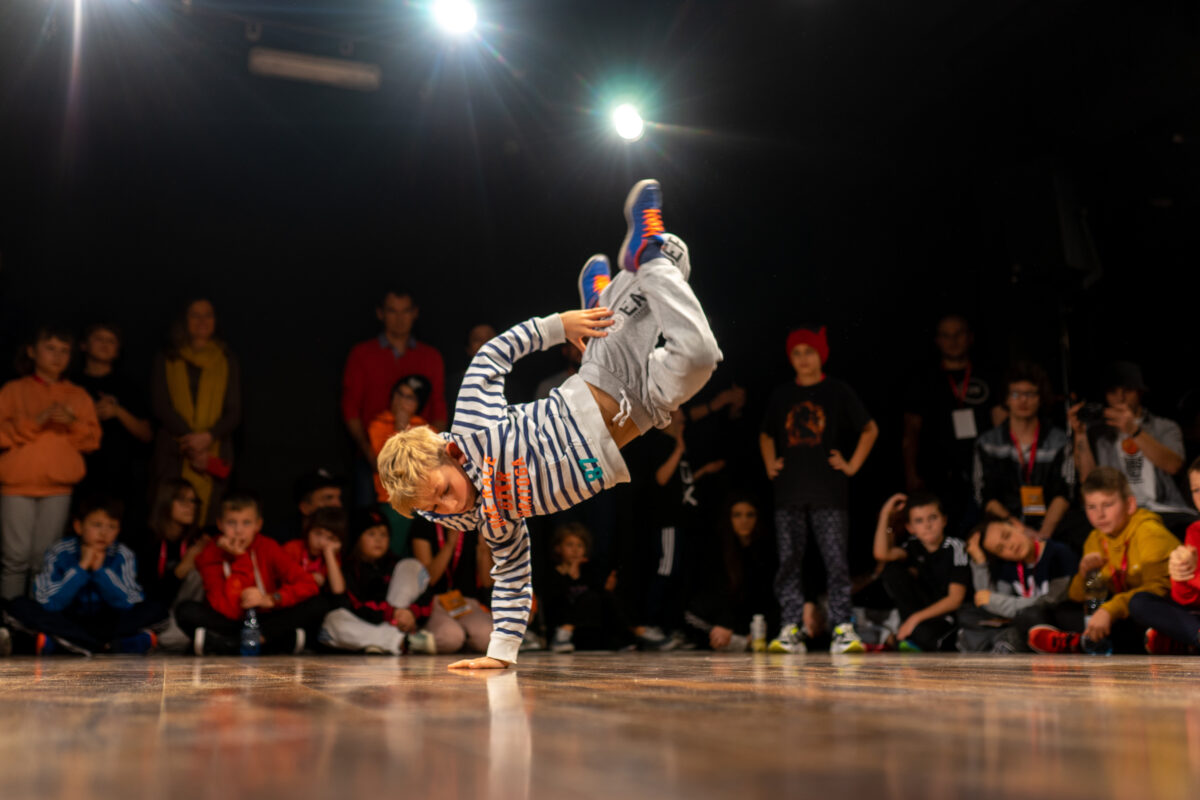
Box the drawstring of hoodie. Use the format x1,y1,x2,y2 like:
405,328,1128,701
612,390,635,427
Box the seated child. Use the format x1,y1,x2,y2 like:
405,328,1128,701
961,515,1079,652
138,478,209,608
378,179,722,668
175,491,324,654
1129,457,1200,653
872,491,970,651
543,522,631,653
283,506,348,596
682,495,778,652
4,495,165,655
1023,467,1179,653
320,508,433,655
369,375,431,557
409,516,494,654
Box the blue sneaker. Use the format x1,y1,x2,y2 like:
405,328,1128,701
577,254,612,310
619,178,665,272
116,630,158,655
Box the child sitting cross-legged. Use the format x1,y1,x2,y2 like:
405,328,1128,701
319,508,434,655
543,522,632,653
175,491,324,654
283,506,348,596
872,491,971,651
5,495,166,655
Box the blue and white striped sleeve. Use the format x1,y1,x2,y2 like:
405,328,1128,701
92,544,145,609
452,315,565,436
484,518,534,664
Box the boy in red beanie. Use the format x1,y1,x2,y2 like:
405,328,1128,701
760,325,878,653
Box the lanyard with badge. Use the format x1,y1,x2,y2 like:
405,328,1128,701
1015,541,1043,598
948,366,978,440
1012,424,1046,518
435,523,472,618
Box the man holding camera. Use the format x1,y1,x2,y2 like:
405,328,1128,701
1069,361,1196,534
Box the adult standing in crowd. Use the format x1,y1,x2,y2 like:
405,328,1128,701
341,288,447,507
1070,361,1195,534
150,298,241,525
903,313,1003,536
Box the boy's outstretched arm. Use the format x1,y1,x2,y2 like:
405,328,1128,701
448,520,532,671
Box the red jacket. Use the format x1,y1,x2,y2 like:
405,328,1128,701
196,535,319,620
1172,521,1200,608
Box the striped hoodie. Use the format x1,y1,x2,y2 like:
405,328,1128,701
420,315,620,663
34,537,145,614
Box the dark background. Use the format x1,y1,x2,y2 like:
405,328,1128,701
2,0,1199,561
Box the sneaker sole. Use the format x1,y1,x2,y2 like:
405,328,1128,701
832,641,866,654
620,178,661,272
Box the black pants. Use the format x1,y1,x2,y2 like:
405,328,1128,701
5,596,166,653
175,596,329,654
1012,602,1146,654
880,562,958,652
1129,593,1200,650
551,588,633,650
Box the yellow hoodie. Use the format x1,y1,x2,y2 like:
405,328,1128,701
1068,508,1180,619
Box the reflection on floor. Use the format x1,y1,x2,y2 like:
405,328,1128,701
2,653,1200,800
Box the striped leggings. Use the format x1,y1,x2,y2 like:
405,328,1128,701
774,505,852,628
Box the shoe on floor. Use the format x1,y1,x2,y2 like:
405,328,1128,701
406,630,437,654
635,626,677,652
768,624,807,654
1145,628,1195,655
552,627,575,654
35,632,57,656
830,623,865,654
116,630,158,655
1028,624,1081,654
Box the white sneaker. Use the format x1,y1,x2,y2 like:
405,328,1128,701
0,626,11,657
724,633,749,653
768,624,807,654
551,627,575,654
407,630,437,654
293,628,306,655
830,622,865,654
193,627,206,656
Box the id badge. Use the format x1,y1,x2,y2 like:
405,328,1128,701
1020,485,1046,517
951,408,978,440
437,589,471,618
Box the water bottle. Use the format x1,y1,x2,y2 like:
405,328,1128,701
240,608,261,656
751,614,767,652
1081,569,1113,656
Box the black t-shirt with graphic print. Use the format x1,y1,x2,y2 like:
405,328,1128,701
901,536,972,599
761,377,871,508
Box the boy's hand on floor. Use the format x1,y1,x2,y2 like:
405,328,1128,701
448,656,509,670
559,308,614,353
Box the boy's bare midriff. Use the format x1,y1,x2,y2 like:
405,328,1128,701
586,381,641,450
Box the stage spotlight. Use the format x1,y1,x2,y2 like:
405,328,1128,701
613,104,645,142
432,0,477,35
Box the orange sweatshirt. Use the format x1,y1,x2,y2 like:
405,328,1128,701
0,376,101,496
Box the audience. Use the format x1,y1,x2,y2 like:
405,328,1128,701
283,506,348,595
1070,361,1196,534
542,522,630,652
151,299,241,525
5,495,164,655
973,361,1074,542
137,478,209,651
341,288,447,506
872,492,970,652
760,325,878,654
409,516,493,655
0,325,101,600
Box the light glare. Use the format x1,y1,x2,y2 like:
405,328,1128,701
433,0,477,34
613,104,644,141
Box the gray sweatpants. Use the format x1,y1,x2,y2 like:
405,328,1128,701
578,236,723,434
1,494,72,600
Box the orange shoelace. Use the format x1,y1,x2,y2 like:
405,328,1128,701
593,275,611,293
641,207,664,238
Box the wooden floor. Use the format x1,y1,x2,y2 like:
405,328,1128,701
2,653,1200,800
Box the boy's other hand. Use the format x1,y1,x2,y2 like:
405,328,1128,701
966,532,986,565
79,545,105,571
560,308,614,353
1169,545,1198,582
1079,552,1105,574
974,589,991,607
1083,607,1113,641
448,656,509,670
217,531,250,557
240,587,274,609
896,616,919,642
709,625,733,650
391,608,417,633
765,457,784,480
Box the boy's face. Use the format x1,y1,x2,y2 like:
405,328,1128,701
983,520,1036,562
1083,490,1136,535
935,317,972,361
417,451,478,516
307,526,339,555
378,293,418,339
1006,380,1040,420
218,507,261,555
29,337,72,378
730,502,758,538
356,525,390,562
904,503,947,550
556,534,587,564
789,344,822,379
83,329,120,364
75,510,120,550
1190,470,1200,512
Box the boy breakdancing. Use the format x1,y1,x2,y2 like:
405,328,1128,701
378,180,722,668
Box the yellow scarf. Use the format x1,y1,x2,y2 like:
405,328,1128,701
165,343,229,521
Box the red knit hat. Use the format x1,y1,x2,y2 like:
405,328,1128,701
785,327,829,364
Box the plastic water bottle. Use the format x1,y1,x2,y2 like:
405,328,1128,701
751,614,767,652
240,608,261,656
1081,569,1113,656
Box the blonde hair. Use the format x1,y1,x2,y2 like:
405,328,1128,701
377,425,450,517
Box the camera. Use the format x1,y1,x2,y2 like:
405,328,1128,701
1076,402,1107,428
